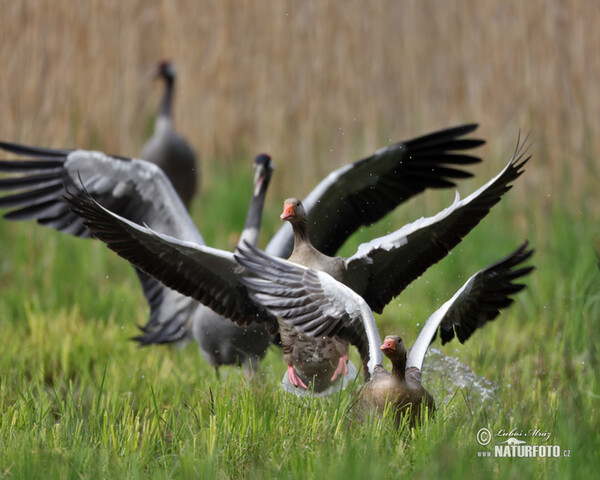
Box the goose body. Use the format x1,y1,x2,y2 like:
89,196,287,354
141,60,198,208
360,337,436,424
235,241,534,424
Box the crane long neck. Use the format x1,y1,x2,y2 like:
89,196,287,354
159,75,174,119
239,176,271,247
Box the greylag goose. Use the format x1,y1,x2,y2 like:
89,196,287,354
259,136,529,390
0,122,484,349
234,241,534,424
266,123,484,258
0,144,274,375
277,134,528,316
62,136,528,393
141,60,198,208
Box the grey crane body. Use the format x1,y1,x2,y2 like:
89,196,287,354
142,61,198,209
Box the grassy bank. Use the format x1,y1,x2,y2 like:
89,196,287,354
0,160,598,478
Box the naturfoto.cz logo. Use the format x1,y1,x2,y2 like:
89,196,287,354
476,427,571,458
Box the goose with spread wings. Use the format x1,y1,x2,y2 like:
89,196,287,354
265,124,484,258
235,241,534,423
276,137,529,315
260,137,528,390
62,136,527,392
0,124,484,374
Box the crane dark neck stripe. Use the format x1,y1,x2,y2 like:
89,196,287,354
159,74,174,118
239,183,269,247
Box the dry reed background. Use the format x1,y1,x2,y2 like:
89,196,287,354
0,0,597,211
0,3,598,476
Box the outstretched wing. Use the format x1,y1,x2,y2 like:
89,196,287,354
343,135,530,313
235,242,383,375
0,141,202,243
265,124,484,257
65,186,278,331
131,270,198,345
406,241,534,371
0,141,206,343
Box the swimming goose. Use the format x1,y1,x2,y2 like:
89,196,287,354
141,60,198,208
0,144,274,375
62,136,528,393
234,241,534,424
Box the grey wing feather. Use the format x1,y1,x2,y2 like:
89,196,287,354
406,241,534,371
65,187,277,330
132,270,197,345
235,242,383,375
343,134,531,314
0,141,202,244
265,124,484,258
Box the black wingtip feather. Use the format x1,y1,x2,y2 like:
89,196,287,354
0,140,72,158
401,123,485,152
0,158,66,171
439,240,534,346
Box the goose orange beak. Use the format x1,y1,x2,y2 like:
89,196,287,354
380,338,396,352
280,203,295,221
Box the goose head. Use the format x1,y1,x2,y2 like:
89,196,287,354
280,198,306,223
380,335,408,375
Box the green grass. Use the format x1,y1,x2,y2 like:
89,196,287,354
0,162,598,479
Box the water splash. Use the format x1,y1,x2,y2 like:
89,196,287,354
423,348,499,407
